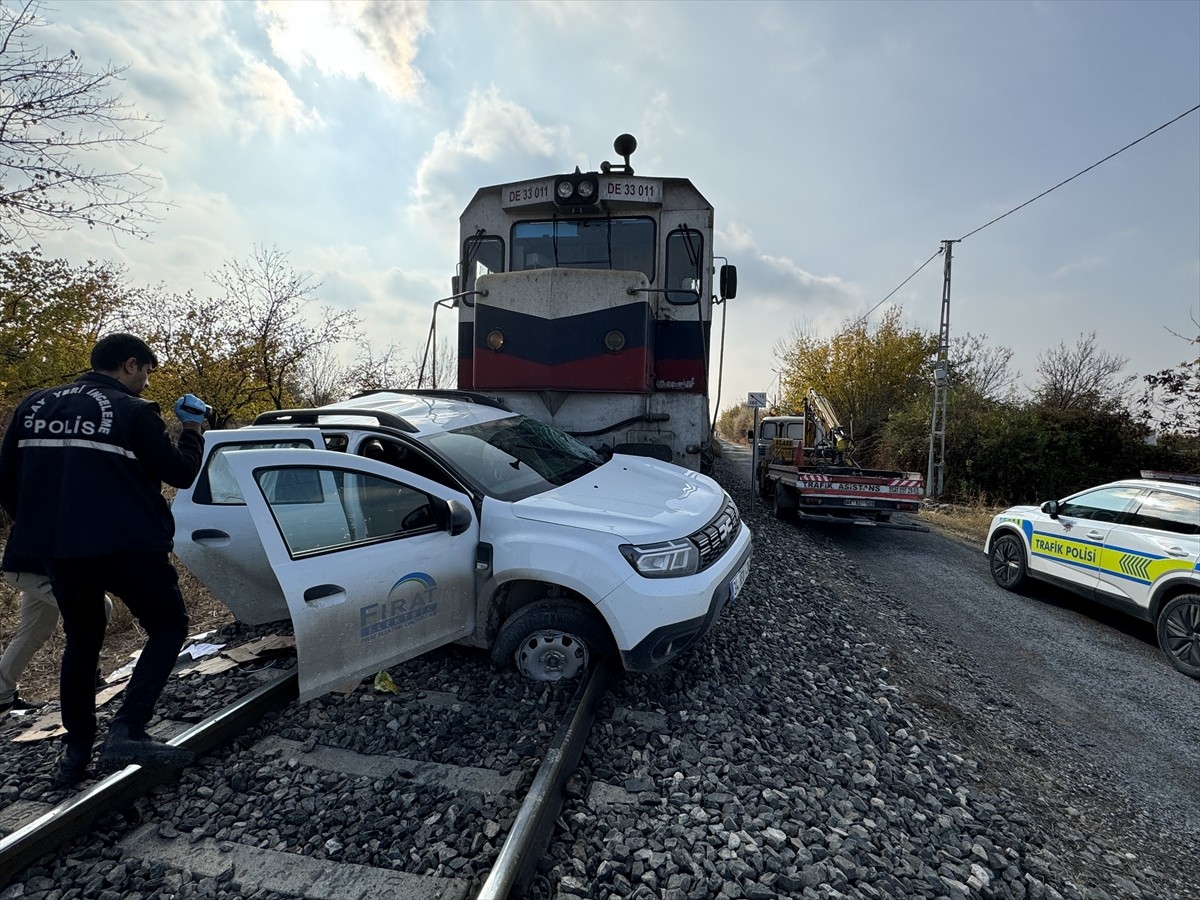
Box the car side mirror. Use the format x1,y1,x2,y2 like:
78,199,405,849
447,499,473,536
745,429,754,441
1041,500,1058,518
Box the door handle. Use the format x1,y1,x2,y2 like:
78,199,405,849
1165,547,1188,557
191,529,231,546
303,584,346,607
1085,530,1105,540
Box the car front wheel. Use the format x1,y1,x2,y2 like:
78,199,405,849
1156,594,1200,680
491,599,612,682
990,534,1028,591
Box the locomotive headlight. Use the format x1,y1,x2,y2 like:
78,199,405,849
603,330,625,352
553,173,601,207
620,539,700,578
486,329,505,351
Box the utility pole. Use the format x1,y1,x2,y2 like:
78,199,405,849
927,240,957,497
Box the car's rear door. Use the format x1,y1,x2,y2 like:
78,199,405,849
1096,489,1200,611
173,428,325,625
223,448,479,701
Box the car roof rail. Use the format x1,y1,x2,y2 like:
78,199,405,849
252,408,418,433
347,389,513,412
1139,470,1200,486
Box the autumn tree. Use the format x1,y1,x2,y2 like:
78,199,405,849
773,306,936,463
0,248,135,411
133,246,361,425
1136,314,1200,447
1033,331,1130,411
0,0,161,245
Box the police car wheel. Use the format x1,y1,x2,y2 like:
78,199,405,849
1156,594,1200,680
989,534,1027,591
492,599,611,682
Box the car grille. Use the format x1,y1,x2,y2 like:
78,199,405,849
691,496,741,572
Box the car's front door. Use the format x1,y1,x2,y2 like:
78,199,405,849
223,448,479,701
1029,486,1142,595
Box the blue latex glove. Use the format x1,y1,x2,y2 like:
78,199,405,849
174,393,210,424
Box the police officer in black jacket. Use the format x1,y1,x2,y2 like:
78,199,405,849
0,333,207,785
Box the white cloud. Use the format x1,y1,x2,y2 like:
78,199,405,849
232,60,323,137
257,0,430,101
1051,255,1106,279
406,88,571,247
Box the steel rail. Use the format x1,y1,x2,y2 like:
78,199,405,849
475,660,612,900
0,670,297,889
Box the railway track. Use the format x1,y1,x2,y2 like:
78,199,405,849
0,639,612,899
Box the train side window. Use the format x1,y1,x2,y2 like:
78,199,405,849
665,227,704,305
462,234,504,293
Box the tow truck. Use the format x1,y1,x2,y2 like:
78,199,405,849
754,390,928,531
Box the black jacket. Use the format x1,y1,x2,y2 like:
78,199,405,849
0,373,204,560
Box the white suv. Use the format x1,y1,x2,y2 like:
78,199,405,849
985,471,1200,679
172,391,752,701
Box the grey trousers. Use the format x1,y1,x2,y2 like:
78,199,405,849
0,572,112,704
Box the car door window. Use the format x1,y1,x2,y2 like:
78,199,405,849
252,465,436,557
197,440,314,504
1058,486,1142,523
1126,491,1200,535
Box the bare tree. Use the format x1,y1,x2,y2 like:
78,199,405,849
0,0,162,245
209,245,360,409
951,333,1018,401
1034,332,1130,411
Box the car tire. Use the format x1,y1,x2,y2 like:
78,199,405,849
990,533,1028,591
1156,594,1200,680
491,599,612,682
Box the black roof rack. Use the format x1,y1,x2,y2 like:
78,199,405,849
252,408,418,433
1139,470,1200,486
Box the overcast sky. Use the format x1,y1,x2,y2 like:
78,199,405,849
30,0,1200,417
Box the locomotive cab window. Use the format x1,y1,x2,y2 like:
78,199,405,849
666,227,704,305
512,217,655,279
462,234,504,293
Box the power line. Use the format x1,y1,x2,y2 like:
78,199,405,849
848,102,1199,329
958,102,1200,242
850,249,940,328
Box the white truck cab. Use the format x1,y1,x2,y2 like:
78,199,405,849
172,391,752,701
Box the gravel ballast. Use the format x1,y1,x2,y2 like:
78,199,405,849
539,454,1194,900
2,451,1195,899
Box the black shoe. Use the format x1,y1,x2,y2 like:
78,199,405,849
0,691,47,714
53,744,91,786
98,725,193,770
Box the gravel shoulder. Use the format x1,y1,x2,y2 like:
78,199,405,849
542,451,1197,899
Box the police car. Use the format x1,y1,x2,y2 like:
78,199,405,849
985,471,1200,679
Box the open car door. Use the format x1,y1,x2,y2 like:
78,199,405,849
222,448,479,702
173,427,327,625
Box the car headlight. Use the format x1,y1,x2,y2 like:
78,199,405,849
619,539,700,578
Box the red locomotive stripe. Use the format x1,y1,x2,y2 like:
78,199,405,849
474,349,651,392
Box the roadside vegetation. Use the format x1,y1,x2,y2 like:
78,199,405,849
718,307,1199,507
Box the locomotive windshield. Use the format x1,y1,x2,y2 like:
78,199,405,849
511,217,655,278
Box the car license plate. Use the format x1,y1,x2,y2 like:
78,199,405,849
729,559,750,602
845,499,876,508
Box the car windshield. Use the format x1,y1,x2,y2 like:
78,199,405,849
420,415,603,501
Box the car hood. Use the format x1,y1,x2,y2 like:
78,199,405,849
511,455,727,541
995,504,1041,521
